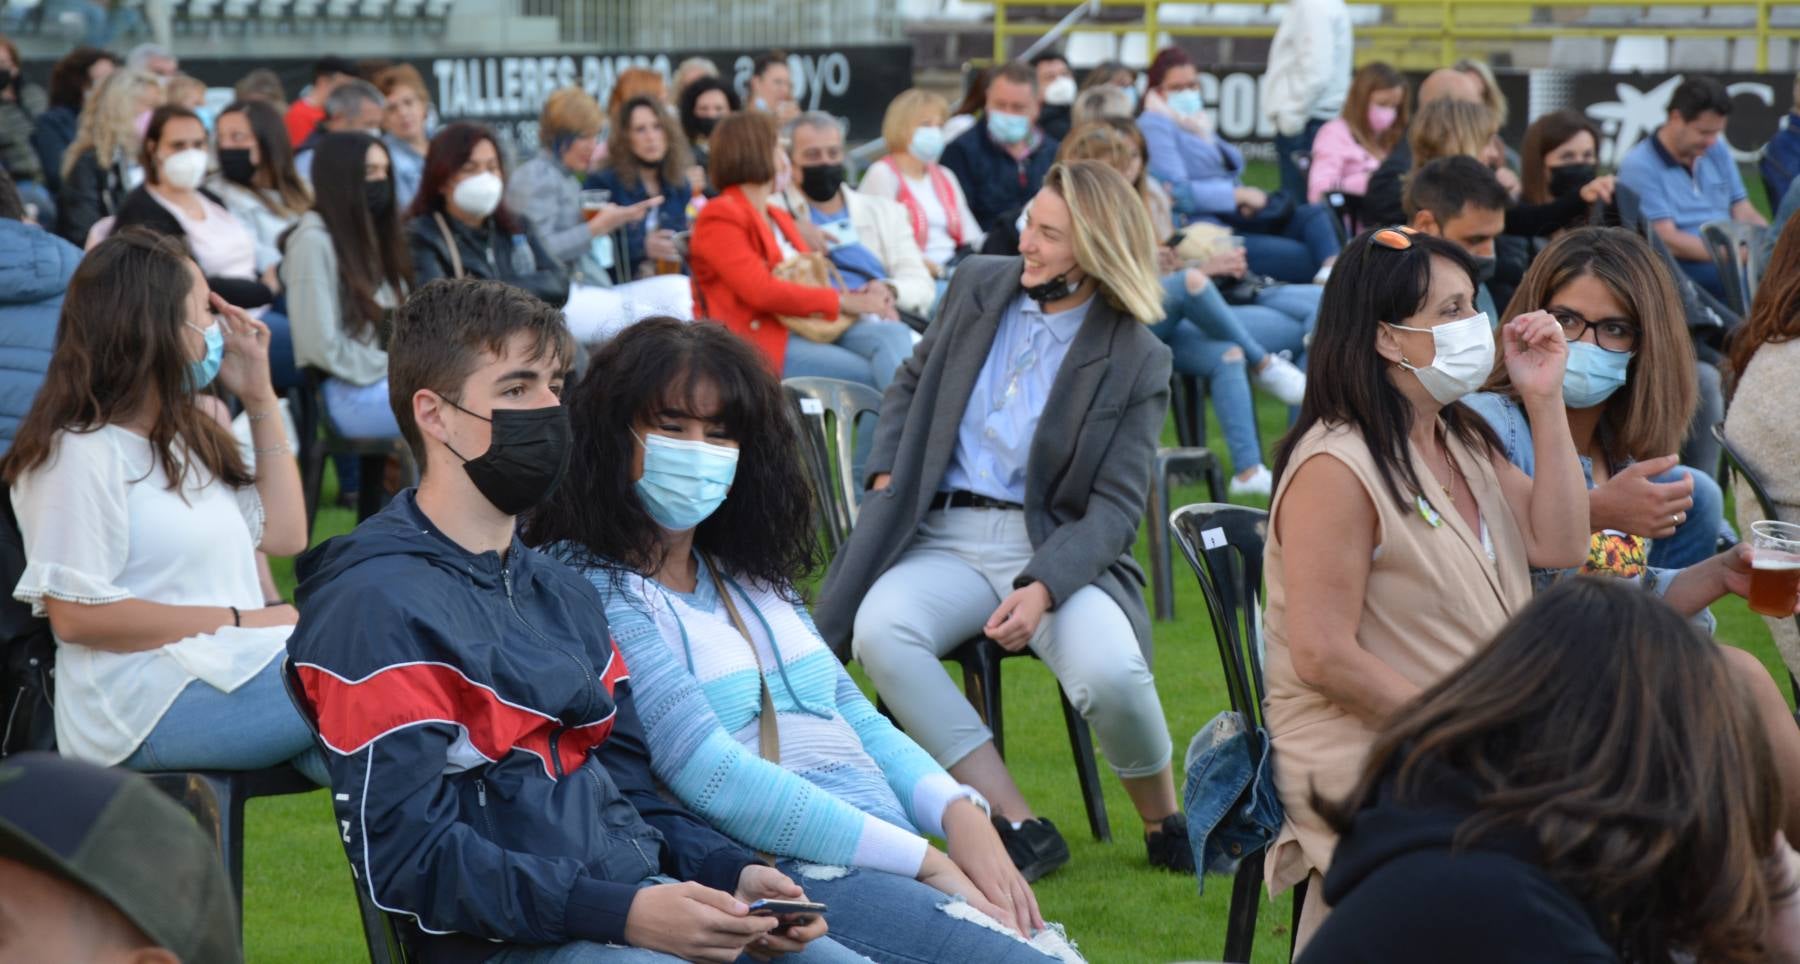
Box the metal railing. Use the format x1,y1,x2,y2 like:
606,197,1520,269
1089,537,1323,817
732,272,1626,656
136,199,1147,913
523,0,904,49
988,0,1800,71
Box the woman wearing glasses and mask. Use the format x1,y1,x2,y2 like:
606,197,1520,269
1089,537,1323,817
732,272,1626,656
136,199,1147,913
1262,225,1589,948
817,161,1190,881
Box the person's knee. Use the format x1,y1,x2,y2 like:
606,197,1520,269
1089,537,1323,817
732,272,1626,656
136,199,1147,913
1220,346,1245,365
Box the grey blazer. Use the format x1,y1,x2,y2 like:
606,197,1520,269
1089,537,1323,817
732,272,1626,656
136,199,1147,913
814,255,1173,660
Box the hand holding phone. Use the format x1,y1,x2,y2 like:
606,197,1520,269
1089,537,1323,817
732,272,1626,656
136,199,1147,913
746,898,828,927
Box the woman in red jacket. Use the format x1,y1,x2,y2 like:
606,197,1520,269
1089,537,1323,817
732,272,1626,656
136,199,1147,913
689,112,910,387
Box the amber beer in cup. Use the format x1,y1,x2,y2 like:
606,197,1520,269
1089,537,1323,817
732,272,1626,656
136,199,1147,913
1749,521,1800,618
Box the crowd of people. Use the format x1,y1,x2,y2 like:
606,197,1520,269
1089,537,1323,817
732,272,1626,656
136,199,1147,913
5,21,1800,964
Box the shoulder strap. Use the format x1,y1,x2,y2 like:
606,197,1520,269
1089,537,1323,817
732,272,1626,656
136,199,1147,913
433,212,465,279
705,554,779,763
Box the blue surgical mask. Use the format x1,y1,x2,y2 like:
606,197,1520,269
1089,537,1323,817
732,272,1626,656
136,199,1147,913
635,432,740,531
1561,340,1633,409
1167,89,1203,117
186,319,224,391
987,110,1031,145
909,124,946,164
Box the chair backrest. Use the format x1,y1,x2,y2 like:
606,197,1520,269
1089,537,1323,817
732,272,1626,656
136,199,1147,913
1715,423,1782,524
782,377,883,555
1700,219,1769,317
0,485,55,757
1170,503,1269,725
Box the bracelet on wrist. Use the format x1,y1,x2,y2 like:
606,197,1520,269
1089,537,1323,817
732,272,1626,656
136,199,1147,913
230,606,241,627
246,409,275,422
254,443,291,456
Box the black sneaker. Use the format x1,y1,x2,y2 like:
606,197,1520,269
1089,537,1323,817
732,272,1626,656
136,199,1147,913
1145,812,1195,873
991,815,1070,881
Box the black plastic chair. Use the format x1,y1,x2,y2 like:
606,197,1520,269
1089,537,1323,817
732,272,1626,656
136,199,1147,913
1323,190,1366,247
1713,424,1800,705
144,765,317,945
279,657,415,963
1148,447,1227,622
1169,502,1303,964
1171,373,1209,450
295,367,416,533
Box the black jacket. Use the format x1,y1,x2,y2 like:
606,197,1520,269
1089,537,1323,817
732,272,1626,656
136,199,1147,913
112,185,275,309
406,209,570,309
289,492,756,962
55,148,129,246
939,116,1059,235
28,105,77,196
1300,768,1617,963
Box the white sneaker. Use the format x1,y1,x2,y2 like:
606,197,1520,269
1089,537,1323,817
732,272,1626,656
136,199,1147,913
1253,353,1307,406
1228,464,1274,498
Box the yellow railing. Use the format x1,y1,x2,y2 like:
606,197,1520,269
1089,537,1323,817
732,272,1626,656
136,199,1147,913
989,0,1800,71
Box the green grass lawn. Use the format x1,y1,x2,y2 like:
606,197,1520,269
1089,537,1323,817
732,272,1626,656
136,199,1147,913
246,387,1791,963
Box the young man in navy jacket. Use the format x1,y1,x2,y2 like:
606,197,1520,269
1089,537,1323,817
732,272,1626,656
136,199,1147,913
287,278,846,963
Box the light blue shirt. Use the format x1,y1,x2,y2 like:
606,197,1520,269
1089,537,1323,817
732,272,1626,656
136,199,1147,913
940,291,1090,503
1616,131,1746,237
384,133,426,212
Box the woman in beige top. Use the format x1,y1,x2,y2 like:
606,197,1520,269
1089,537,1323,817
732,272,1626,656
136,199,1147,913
1727,214,1800,677
1263,227,1590,946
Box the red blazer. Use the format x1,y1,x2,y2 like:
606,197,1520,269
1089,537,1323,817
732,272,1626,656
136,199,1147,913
689,184,841,372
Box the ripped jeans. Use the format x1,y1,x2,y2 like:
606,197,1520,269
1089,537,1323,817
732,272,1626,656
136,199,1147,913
774,859,1079,964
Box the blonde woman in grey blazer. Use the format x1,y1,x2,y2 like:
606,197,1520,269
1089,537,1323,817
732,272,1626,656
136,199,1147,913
815,161,1188,883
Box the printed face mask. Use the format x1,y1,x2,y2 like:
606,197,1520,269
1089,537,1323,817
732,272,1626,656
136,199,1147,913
1385,312,1494,404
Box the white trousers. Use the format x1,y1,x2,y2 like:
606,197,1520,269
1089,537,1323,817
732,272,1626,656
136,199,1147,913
851,508,1173,778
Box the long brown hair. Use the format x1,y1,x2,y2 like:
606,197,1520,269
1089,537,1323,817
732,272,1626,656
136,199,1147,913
1409,98,1498,171
1,229,253,491
1484,228,1696,461
1320,577,1786,962
1341,62,1409,157
605,95,691,191
294,132,413,342
1519,108,1602,205
218,99,313,217
1728,211,1800,379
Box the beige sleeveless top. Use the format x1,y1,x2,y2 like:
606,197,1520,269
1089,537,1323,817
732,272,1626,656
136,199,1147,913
1261,422,1532,895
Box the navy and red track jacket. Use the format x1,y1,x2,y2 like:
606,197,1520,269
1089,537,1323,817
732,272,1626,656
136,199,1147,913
287,491,756,962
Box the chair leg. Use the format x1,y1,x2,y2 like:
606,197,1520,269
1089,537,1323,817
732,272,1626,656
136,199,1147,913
1223,850,1265,963
1290,877,1309,961
1059,688,1111,842
960,645,1005,757
356,454,388,522
1149,453,1175,622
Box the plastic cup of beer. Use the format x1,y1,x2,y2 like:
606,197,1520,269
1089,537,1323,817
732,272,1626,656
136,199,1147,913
1748,520,1800,617
580,189,610,215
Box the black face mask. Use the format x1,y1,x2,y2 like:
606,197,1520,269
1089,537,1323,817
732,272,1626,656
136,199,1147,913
692,115,720,137
1548,162,1598,200
364,178,393,218
442,401,572,516
0,70,13,94
217,148,255,186
1472,255,1497,284
1023,267,1083,306
799,162,846,203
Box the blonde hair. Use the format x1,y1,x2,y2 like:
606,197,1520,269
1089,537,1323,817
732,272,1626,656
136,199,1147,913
1409,98,1499,170
165,74,205,109
1044,161,1165,323
1072,85,1134,127
538,86,604,148
880,88,948,157
63,68,162,180
1453,58,1508,129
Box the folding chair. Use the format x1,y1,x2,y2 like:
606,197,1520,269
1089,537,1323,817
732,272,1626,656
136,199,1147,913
784,376,1112,841
1713,424,1800,705
1700,219,1770,318
279,658,415,963
1169,502,1303,963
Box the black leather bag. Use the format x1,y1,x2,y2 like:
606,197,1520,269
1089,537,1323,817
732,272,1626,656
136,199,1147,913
0,492,55,757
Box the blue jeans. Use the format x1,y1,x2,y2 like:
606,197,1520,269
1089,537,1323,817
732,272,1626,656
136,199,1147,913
491,937,864,963
771,859,1068,964
261,309,300,392
1235,283,1319,362
781,320,916,391
1274,118,1326,203
121,655,329,785
1649,464,1725,570
1150,306,1261,472
323,376,401,439
1226,201,1341,283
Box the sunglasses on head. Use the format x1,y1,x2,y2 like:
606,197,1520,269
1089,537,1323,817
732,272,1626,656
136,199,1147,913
1370,226,1419,251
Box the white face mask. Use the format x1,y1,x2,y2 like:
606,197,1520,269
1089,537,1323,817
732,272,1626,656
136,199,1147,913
160,148,209,190
1386,312,1493,404
451,171,504,220
1044,75,1078,106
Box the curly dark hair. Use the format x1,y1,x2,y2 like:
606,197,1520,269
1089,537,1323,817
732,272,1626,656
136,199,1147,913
522,318,820,598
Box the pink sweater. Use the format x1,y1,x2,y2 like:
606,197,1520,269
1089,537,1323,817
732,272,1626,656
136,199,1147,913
1306,118,1384,203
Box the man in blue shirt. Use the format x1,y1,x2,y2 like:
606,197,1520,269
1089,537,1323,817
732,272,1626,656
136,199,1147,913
782,111,936,318
1616,75,1768,300
1759,73,1800,209
940,62,1060,234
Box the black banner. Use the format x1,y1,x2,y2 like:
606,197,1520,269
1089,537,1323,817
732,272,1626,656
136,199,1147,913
28,45,914,160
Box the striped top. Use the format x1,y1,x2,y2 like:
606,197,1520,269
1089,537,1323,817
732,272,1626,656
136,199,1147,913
583,554,968,877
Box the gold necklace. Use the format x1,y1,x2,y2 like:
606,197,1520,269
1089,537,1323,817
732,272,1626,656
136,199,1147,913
1438,431,1459,504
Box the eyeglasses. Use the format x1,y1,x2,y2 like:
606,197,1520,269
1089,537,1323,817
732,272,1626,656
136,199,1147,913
1370,226,1418,251
1550,308,1639,353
